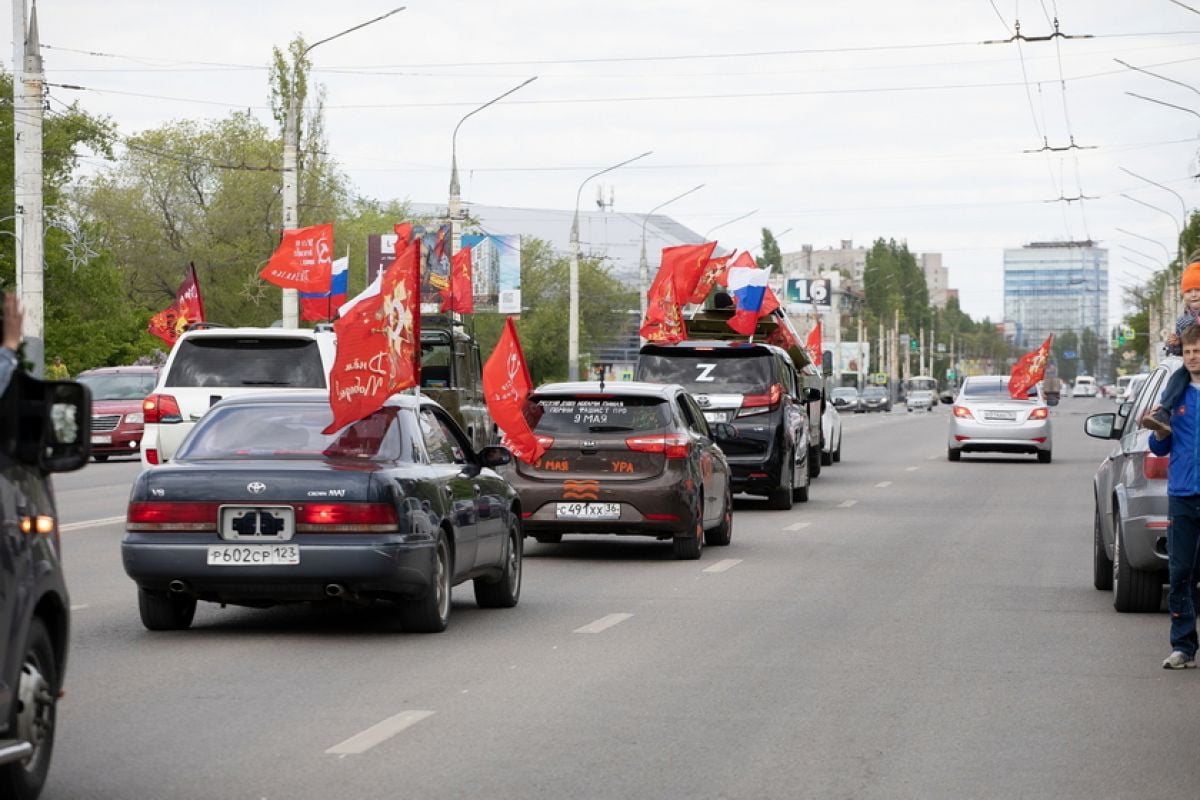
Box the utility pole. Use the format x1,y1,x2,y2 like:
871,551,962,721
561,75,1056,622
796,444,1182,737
13,0,44,375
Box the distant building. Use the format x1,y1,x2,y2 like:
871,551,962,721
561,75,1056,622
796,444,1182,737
782,239,954,310
1003,240,1109,353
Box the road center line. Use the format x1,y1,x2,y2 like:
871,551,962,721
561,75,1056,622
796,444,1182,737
325,710,436,755
60,515,126,532
703,558,742,573
69,604,89,612
784,521,811,531
905,466,919,472
574,613,633,634
875,481,892,488
838,500,858,508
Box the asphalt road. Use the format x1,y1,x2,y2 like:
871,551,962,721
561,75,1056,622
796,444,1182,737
40,398,1200,799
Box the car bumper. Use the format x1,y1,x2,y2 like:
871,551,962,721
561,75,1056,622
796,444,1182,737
948,419,1052,453
90,426,144,455
121,534,436,601
516,478,699,537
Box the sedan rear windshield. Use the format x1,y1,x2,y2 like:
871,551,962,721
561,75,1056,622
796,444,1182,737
962,381,1036,400
637,349,773,394
166,338,326,388
77,373,158,400
531,396,671,434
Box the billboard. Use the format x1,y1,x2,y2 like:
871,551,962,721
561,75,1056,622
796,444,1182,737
367,224,452,314
784,277,832,310
461,233,522,314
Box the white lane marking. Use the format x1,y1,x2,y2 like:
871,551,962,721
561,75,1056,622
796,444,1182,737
574,613,633,634
927,454,939,460
325,710,436,755
905,466,919,472
703,558,742,573
784,521,811,531
838,500,858,508
60,516,125,532
70,604,89,611
875,481,892,488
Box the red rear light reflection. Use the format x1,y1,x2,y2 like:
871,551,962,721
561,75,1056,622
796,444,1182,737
739,383,783,417
1144,454,1169,481
1029,407,1049,420
127,501,218,531
296,503,398,532
144,449,160,465
535,434,555,450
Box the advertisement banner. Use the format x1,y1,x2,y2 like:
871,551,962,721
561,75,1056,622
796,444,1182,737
367,224,452,313
461,233,522,314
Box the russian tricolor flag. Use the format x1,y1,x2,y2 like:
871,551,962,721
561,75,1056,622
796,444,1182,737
726,266,770,335
300,256,349,321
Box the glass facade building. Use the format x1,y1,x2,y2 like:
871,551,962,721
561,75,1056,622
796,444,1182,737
1003,241,1108,352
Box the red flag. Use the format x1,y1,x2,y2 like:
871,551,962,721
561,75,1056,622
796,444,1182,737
441,246,474,314
380,237,422,394
394,222,413,242
1009,334,1053,399
804,321,823,367
661,242,717,306
260,223,333,293
687,253,731,305
729,251,757,268
483,317,546,464
322,292,390,434
148,263,205,346
639,263,687,344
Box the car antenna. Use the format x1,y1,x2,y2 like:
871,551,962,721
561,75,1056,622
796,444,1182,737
595,364,606,392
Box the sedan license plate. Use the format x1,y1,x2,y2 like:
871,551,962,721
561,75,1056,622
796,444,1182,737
206,544,299,566
983,411,1017,421
703,411,728,423
555,502,620,520
91,434,112,444
219,506,295,540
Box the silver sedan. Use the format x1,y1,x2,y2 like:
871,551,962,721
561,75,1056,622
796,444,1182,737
947,375,1052,463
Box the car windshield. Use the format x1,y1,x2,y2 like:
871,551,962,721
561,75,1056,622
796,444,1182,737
531,396,671,434
862,387,886,398
176,404,412,462
76,372,157,400
165,338,326,389
638,349,773,394
963,380,1037,400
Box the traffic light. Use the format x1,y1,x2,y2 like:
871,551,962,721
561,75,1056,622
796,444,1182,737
909,338,919,352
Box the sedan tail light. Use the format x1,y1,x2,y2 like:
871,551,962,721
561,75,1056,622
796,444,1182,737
127,501,218,531
952,405,974,419
625,433,690,459
1144,454,1169,480
738,383,783,418
1028,407,1049,420
142,393,183,424
296,503,399,533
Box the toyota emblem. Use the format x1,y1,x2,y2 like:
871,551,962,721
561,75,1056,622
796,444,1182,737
246,481,267,495
696,396,711,408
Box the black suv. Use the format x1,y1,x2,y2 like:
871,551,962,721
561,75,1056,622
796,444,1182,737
0,371,91,800
636,340,813,510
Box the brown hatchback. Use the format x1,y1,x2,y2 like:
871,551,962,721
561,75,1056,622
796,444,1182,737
504,381,734,559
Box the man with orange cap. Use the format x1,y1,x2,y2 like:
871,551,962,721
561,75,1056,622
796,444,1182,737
1141,260,1200,436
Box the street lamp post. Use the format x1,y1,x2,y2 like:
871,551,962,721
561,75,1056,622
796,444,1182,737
639,184,705,335
448,77,537,256
569,151,652,381
702,209,759,241
1116,226,1174,262
1121,193,1184,268
281,7,404,328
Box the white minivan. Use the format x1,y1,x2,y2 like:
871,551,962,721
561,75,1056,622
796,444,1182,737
1073,375,1098,397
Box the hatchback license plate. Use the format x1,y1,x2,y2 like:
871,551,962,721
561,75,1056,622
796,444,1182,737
555,502,620,520
984,411,1016,421
206,544,299,566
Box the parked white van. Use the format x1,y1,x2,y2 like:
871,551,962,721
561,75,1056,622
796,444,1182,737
1073,375,1098,397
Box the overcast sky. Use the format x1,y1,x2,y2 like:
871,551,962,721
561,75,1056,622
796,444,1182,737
12,0,1200,325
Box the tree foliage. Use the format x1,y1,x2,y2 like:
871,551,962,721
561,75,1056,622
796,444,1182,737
758,228,782,272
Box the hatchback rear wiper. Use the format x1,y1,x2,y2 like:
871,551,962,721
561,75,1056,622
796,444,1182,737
240,380,291,386
588,425,634,432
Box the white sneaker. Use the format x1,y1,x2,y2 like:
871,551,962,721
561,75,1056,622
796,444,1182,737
1162,650,1196,670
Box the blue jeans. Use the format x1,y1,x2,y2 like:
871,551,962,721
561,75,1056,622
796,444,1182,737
1167,496,1200,657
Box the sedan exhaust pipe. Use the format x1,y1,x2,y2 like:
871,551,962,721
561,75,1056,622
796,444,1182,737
168,580,188,594
325,583,345,598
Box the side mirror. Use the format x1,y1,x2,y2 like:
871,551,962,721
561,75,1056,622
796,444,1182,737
1084,412,1118,441
1117,401,1133,419
821,350,833,377
805,387,822,402
479,444,513,468
710,422,738,440
41,381,93,472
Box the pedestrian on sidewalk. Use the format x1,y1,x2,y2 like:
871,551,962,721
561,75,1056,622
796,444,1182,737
1146,323,1200,669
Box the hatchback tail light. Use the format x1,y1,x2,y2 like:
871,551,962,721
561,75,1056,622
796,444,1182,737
535,434,555,450
952,405,974,419
1144,454,1169,480
738,383,783,418
127,501,218,531
625,433,690,459
1028,407,1049,420
142,393,183,424
296,503,399,533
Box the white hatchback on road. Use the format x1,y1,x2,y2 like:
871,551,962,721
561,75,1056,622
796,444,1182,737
140,326,336,466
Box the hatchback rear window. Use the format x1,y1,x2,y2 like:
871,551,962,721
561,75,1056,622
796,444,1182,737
637,348,773,394
531,396,671,434
166,338,326,388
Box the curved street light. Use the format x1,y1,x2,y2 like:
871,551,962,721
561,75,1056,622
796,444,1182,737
638,184,705,331
569,151,653,381
281,6,406,327
702,209,758,240
1121,192,1183,268
1116,226,1174,262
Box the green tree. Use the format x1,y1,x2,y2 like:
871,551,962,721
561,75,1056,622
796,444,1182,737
1052,329,1079,384
1080,327,1099,376
759,228,782,272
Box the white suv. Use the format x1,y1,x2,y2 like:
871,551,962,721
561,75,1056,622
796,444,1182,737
140,326,335,465
1073,375,1098,398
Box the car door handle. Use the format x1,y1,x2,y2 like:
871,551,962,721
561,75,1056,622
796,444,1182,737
473,484,482,496
443,485,454,497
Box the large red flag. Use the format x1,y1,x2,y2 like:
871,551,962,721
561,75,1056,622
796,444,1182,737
639,263,687,344
687,253,731,305
260,223,333,293
322,291,390,434
662,242,717,306
441,246,474,314
148,263,205,346
483,317,545,464
805,321,823,367
380,237,422,394
1009,334,1054,399
729,250,757,268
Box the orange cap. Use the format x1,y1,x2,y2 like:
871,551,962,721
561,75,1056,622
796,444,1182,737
1182,262,1200,294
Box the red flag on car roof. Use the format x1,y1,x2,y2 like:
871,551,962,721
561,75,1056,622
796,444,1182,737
380,237,422,394
805,321,823,367
639,261,688,344
661,242,717,306
441,246,474,314
1009,333,1054,399
483,317,545,464
260,223,334,293
687,253,731,305
148,263,205,346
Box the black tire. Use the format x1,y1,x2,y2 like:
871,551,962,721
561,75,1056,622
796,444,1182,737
767,449,794,511
1112,518,1163,613
832,439,842,463
533,534,562,545
820,447,833,466
138,587,196,631
400,534,452,632
0,619,59,800
475,522,522,608
1093,503,1113,591
93,454,109,462
704,482,733,547
947,448,961,462
673,531,703,560
1037,450,1052,464
808,444,822,478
